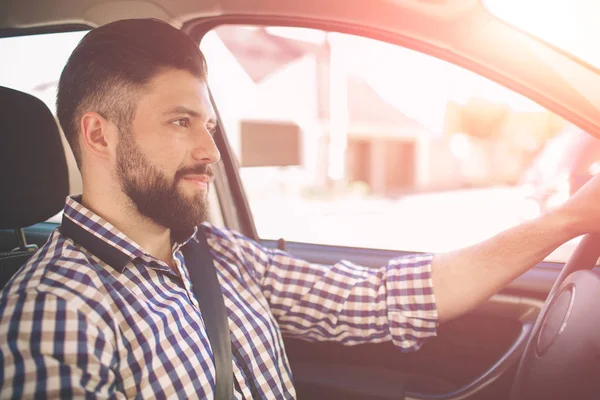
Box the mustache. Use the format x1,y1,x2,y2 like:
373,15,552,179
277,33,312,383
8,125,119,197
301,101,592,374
174,164,214,182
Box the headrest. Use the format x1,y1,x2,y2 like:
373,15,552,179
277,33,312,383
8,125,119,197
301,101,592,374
0,86,69,229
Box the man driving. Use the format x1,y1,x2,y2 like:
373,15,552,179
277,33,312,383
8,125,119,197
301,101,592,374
1,18,600,399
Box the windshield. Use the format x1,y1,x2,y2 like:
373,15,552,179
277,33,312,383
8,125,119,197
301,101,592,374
484,0,600,70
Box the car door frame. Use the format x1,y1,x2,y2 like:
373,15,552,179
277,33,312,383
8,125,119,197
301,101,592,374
181,13,579,399
0,9,579,399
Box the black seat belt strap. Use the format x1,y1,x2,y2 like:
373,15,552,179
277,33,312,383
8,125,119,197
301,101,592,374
185,230,261,399
182,229,234,400
60,216,235,399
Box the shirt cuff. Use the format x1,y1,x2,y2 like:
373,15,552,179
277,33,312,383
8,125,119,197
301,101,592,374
386,253,439,352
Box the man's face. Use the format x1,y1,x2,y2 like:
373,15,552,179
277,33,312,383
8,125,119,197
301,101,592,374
115,68,220,233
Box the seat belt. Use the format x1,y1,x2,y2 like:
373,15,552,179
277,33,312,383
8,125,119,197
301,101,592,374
184,230,261,400
182,229,234,400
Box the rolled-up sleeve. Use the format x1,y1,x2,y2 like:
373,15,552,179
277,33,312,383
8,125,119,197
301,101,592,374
385,255,438,350
237,237,439,352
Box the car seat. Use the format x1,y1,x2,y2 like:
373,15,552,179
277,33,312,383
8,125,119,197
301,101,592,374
0,86,69,290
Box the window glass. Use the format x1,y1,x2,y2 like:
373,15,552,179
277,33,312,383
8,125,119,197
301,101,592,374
484,0,600,70
201,25,591,262
0,31,87,205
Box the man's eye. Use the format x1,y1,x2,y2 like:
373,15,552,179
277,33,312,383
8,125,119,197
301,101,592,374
173,118,190,128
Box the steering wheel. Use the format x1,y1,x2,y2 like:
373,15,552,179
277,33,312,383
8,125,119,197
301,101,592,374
510,233,600,400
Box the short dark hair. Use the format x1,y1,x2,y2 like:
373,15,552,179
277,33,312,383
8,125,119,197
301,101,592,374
57,19,208,167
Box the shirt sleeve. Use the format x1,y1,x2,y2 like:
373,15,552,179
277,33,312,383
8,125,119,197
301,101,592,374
0,290,123,398
235,236,439,352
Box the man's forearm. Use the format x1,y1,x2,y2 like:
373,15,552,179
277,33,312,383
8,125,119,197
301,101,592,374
431,210,581,323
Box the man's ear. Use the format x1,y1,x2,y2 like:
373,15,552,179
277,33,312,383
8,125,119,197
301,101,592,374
80,112,113,161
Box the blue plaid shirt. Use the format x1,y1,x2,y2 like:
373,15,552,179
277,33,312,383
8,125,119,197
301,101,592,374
0,196,438,399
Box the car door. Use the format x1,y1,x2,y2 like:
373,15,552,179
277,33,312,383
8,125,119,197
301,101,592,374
181,3,600,399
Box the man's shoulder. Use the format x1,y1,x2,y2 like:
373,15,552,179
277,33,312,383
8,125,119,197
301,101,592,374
2,228,113,305
0,230,117,345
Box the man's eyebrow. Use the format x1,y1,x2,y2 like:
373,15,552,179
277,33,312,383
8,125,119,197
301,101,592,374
163,106,203,118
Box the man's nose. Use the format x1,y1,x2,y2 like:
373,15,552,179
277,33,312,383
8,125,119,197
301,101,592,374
191,127,221,164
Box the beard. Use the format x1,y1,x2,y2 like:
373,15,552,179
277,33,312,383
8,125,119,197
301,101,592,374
115,131,213,234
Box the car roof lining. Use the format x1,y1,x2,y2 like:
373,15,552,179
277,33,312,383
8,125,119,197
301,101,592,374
0,0,474,30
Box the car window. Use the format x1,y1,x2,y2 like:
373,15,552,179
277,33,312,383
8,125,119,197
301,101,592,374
200,25,596,262
0,31,87,204
485,0,600,71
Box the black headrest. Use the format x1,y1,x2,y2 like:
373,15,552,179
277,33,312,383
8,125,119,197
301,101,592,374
0,86,69,229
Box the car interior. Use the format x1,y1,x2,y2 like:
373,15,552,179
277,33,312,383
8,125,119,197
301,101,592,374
2,0,600,399
0,86,69,290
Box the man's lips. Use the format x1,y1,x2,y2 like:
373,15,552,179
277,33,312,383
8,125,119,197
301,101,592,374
182,174,209,182
182,174,210,187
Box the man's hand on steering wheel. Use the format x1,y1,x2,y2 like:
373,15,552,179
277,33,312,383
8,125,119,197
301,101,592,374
509,174,600,400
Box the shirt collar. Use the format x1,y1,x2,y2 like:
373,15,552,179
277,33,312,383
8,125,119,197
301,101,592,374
60,195,197,273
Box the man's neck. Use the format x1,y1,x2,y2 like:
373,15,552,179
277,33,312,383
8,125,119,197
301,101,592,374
80,189,175,268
